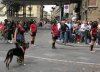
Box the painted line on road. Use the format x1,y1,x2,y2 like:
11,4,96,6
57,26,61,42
0,50,100,66
25,55,100,66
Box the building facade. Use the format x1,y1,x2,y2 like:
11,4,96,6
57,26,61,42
81,0,100,21
51,6,60,21
0,4,42,22
43,11,48,18
51,4,77,21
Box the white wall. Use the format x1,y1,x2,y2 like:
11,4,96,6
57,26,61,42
0,16,7,23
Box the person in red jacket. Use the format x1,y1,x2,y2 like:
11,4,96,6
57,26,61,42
51,20,60,49
90,21,98,52
30,20,37,45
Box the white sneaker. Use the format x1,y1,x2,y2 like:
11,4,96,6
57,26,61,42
57,40,60,42
7,40,10,43
90,50,95,53
33,44,36,46
96,43,98,45
9,41,13,43
24,64,26,66
30,44,36,47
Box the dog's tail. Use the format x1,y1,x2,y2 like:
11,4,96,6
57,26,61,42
4,51,11,63
4,58,6,63
4,54,8,63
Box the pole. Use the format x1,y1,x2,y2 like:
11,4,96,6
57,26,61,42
59,2,64,21
29,4,31,18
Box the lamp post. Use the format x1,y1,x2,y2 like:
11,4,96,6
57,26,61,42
59,2,63,21
28,4,32,18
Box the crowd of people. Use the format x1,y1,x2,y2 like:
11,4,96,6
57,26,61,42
0,18,100,52
0,19,37,48
51,19,100,52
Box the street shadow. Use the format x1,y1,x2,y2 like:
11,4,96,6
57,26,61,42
94,50,100,53
11,60,38,70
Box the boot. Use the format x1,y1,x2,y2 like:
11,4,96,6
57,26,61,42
90,45,93,51
52,42,55,49
31,40,34,44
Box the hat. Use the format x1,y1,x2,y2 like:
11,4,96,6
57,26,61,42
50,19,57,24
92,21,98,28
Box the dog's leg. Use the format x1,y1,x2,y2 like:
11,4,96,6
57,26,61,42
21,56,25,65
4,56,10,68
6,59,8,68
7,56,13,70
6,58,10,70
17,57,22,64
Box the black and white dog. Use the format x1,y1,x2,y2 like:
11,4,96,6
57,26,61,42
4,42,29,69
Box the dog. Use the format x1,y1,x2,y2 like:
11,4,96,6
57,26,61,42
4,42,29,70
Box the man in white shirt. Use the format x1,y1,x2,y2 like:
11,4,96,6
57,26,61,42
80,21,87,42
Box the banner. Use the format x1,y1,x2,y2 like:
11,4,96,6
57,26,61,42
64,5,69,13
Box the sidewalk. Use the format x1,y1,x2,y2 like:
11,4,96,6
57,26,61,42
56,41,100,48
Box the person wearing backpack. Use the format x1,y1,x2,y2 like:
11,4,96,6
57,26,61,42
30,20,37,46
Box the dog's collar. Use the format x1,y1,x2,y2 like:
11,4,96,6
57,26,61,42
20,46,25,53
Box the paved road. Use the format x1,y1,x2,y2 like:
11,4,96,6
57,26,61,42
0,29,100,72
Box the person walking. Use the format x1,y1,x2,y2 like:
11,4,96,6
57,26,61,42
51,19,60,49
30,20,37,46
7,21,14,43
90,21,98,52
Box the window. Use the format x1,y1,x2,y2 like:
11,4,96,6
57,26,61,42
88,0,97,7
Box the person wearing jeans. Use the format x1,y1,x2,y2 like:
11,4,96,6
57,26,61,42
65,20,72,43
80,21,87,43
14,20,25,48
85,23,91,44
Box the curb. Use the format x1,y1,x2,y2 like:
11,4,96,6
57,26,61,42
56,42,100,48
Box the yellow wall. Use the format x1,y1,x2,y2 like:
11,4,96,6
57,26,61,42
18,5,41,18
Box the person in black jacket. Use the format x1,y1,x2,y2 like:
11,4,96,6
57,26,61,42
59,20,69,44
